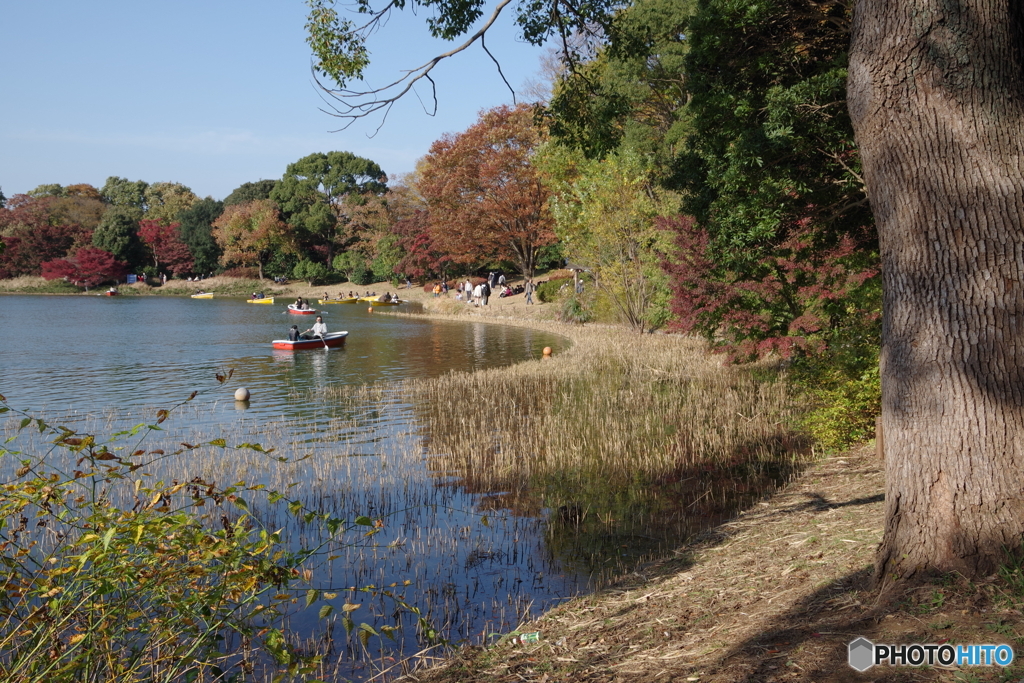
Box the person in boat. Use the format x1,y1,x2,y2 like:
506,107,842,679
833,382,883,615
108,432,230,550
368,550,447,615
348,291,355,298
301,315,327,340
382,292,392,302
288,325,301,342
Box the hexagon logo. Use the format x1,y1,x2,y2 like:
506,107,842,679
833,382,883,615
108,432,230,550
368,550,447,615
848,637,874,672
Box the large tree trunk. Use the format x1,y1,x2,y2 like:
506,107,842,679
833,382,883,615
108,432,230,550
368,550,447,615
848,1,1024,584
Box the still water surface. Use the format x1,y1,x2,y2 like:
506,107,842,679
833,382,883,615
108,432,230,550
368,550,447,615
0,294,577,680
0,295,566,419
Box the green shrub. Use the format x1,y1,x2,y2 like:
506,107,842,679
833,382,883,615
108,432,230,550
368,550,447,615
558,295,593,324
537,277,571,303
293,258,331,285
350,259,373,285
801,363,881,451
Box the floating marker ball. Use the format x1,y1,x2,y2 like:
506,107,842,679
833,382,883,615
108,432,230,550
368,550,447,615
234,387,250,401
368,307,374,313
543,347,552,357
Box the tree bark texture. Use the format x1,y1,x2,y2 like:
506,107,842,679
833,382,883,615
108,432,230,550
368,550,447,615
848,0,1024,583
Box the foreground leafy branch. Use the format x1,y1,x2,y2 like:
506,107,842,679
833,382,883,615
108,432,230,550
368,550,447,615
0,378,437,683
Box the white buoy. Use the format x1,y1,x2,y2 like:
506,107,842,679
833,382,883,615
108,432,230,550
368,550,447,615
234,387,250,401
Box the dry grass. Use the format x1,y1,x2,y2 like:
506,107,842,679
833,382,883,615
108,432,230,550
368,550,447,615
399,324,799,491
0,275,79,293
319,320,810,586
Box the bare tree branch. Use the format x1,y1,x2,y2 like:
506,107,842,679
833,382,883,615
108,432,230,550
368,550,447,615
315,0,516,131
481,33,516,104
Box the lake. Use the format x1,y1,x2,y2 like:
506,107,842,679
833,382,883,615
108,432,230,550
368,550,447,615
0,294,577,680
0,294,567,420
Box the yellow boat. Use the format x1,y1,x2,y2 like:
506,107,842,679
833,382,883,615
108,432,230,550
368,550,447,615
363,295,404,306
247,297,275,304
318,297,359,304
190,292,213,299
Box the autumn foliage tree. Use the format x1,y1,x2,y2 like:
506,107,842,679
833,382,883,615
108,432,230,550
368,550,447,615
211,200,296,279
138,219,195,276
0,194,94,278
393,210,452,281
418,104,557,278
41,247,128,290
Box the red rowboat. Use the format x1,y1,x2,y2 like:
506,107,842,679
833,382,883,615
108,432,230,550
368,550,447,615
287,304,318,315
272,331,348,350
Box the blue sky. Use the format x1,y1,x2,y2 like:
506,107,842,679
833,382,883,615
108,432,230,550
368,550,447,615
0,1,549,201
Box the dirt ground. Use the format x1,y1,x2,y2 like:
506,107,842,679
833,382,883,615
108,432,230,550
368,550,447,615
395,444,1024,683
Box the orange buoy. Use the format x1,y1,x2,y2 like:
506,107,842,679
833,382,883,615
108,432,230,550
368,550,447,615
542,347,552,357
368,306,374,313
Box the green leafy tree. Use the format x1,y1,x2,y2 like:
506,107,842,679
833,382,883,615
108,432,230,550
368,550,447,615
143,181,198,224
175,197,224,275
542,147,675,332
658,0,877,362
334,251,372,285
101,176,149,212
224,179,278,207
27,183,67,198
92,206,146,270
371,233,402,282
545,0,692,165
293,258,332,285
271,151,387,263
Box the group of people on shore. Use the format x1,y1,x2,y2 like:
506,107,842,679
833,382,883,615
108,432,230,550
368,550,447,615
432,275,537,305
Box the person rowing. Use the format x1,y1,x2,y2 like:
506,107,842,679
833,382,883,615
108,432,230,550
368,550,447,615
301,315,327,340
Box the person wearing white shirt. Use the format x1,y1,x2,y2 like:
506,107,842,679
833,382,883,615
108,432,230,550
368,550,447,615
301,316,328,340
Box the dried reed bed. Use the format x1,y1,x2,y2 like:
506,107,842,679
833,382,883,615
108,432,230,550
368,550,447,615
321,322,809,580
386,325,801,495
